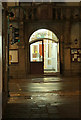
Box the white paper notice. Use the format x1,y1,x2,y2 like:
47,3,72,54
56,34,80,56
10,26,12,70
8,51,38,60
72,58,74,61
74,54,77,59
78,58,81,62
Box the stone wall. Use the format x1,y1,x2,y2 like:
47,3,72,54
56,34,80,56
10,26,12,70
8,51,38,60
70,22,81,75
25,21,63,75
9,22,26,78
7,3,81,78
2,2,9,117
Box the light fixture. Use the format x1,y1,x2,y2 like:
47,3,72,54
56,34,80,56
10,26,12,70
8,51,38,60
74,38,78,44
6,10,14,17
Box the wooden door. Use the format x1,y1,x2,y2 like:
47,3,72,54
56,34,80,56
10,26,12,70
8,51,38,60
30,41,44,74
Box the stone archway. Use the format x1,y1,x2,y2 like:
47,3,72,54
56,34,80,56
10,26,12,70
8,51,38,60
25,21,64,75
28,29,60,74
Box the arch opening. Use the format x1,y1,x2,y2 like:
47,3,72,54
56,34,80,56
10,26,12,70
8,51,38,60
29,29,59,44
29,29,60,74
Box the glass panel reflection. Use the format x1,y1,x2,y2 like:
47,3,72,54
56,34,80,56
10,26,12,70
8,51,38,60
44,39,57,72
30,41,43,62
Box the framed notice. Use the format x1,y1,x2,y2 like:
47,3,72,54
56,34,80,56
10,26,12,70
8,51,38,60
71,48,81,62
9,49,19,64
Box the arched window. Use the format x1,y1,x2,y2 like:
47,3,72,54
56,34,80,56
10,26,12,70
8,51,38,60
29,29,59,44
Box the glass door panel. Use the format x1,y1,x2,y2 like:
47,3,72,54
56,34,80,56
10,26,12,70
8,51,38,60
30,41,43,62
44,39,58,72
30,41,44,74
44,40,52,70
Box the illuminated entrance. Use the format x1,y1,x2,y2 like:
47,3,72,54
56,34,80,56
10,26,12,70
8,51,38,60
29,29,60,74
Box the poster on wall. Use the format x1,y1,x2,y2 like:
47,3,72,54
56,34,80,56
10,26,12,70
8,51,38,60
71,48,81,62
9,49,19,64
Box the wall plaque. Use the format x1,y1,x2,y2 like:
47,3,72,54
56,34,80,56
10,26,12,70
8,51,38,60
9,49,19,64
71,48,81,62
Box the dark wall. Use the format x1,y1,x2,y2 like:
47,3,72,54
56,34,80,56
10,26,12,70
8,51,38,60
8,3,81,78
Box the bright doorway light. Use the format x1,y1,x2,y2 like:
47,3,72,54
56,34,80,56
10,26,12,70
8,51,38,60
29,29,60,73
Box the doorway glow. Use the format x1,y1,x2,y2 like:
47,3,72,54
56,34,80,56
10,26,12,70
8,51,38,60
29,29,58,43
29,29,60,73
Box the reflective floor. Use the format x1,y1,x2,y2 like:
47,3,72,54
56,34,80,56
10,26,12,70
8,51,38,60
3,75,80,119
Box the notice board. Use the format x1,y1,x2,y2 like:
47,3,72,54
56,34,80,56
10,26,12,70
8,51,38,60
71,48,81,62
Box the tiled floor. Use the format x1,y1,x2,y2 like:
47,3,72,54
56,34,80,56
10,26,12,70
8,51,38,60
3,75,80,119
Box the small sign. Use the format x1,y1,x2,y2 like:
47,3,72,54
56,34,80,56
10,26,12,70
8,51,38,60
78,58,81,62
71,48,81,62
74,54,77,59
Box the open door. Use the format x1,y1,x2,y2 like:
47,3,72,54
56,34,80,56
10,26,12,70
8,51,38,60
44,40,58,72
30,41,44,74
29,29,60,74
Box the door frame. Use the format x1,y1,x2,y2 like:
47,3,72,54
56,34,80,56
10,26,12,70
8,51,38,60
29,38,60,74
29,39,44,74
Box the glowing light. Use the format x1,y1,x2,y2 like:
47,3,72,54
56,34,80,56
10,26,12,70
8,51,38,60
29,29,58,43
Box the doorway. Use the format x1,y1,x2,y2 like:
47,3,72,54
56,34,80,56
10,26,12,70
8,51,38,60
29,29,60,74
43,39,58,73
